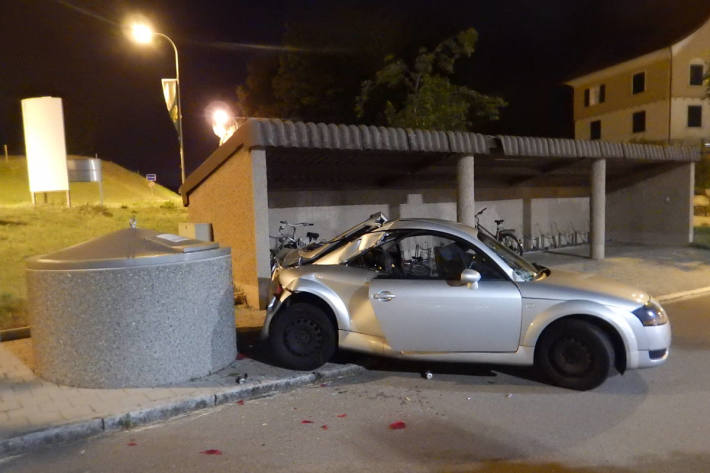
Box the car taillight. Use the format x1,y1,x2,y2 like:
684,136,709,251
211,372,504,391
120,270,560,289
273,282,283,297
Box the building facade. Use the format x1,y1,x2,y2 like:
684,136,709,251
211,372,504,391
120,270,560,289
566,17,710,145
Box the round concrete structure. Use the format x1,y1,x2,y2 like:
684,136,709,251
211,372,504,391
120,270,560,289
26,228,237,388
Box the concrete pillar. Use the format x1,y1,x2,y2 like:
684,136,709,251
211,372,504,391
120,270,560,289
250,148,271,308
522,197,532,251
457,155,475,226
590,158,606,260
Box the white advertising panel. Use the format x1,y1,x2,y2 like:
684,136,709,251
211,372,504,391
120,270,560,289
21,97,69,193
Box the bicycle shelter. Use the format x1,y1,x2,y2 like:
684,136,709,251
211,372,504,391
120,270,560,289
181,118,698,308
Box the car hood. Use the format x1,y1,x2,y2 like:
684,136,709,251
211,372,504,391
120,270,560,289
519,269,649,309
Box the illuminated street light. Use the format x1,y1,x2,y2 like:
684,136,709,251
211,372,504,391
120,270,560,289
129,21,186,185
210,107,238,145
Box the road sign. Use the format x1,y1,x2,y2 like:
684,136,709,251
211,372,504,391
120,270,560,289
146,173,157,182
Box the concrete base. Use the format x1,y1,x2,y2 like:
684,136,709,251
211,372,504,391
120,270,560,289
27,255,236,388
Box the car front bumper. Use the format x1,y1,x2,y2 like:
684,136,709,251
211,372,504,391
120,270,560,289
630,322,671,369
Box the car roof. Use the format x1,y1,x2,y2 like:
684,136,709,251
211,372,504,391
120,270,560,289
379,218,479,241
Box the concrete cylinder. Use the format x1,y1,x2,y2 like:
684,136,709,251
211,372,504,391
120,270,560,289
590,158,606,260
26,228,237,388
457,154,475,227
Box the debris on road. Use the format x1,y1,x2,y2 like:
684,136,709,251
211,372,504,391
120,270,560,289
336,414,347,418
200,449,223,455
389,421,406,430
422,371,433,380
301,420,314,424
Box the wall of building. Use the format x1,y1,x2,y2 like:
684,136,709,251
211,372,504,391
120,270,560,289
670,97,710,143
574,100,669,142
572,57,670,123
607,163,694,245
671,17,710,98
188,147,269,308
268,189,589,250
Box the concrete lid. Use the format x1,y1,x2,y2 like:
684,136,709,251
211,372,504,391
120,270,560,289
26,228,229,270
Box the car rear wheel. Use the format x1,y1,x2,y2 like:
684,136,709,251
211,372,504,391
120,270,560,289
535,319,614,390
269,303,336,371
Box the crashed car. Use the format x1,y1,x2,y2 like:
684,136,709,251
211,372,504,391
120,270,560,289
262,213,670,390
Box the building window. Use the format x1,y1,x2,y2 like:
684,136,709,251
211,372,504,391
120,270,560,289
584,85,606,106
590,120,601,140
632,72,645,94
688,105,702,127
690,64,704,86
632,111,646,133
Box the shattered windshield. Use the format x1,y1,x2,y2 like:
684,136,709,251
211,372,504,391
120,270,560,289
478,232,539,282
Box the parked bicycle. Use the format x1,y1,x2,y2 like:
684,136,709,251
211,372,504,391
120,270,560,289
269,220,320,268
474,207,524,255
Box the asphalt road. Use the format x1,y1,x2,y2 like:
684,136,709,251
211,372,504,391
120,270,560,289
3,295,709,473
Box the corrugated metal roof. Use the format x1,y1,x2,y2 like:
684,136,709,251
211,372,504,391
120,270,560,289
182,118,700,202
598,141,625,158
498,135,549,157
546,138,579,158
447,131,489,154
574,140,603,158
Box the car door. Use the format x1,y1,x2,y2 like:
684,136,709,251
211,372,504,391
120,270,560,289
366,231,522,353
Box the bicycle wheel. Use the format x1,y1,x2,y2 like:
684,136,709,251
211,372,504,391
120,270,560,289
500,233,524,255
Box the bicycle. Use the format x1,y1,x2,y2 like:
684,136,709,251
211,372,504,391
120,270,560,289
269,220,320,268
474,207,524,255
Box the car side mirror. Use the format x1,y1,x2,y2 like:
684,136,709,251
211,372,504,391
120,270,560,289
460,269,481,289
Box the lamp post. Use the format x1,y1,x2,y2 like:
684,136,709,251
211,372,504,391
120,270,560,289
130,23,186,185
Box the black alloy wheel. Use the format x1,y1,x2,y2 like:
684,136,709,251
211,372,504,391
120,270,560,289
269,303,336,371
535,319,615,390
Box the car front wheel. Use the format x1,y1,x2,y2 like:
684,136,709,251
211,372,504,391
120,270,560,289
269,303,336,371
535,319,615,390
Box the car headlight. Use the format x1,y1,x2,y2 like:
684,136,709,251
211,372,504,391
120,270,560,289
632,299,668,326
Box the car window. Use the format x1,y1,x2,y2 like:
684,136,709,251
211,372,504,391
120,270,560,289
349,231,505,281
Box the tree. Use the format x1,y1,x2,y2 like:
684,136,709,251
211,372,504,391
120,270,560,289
355,28,506,130
236,5,408,123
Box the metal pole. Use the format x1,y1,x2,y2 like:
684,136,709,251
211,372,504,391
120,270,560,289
157,33,185,185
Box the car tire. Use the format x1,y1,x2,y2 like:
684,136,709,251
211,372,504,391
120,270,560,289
269,303,336,371
535,319,615,390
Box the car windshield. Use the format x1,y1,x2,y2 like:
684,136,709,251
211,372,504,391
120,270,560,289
478,232,540,282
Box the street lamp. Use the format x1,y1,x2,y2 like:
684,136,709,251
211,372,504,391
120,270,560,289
129,22,186,185
210,107,239,145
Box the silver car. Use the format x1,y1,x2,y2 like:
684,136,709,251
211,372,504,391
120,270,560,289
262,213,671,390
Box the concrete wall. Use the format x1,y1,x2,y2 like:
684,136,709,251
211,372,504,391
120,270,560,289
268,189,589,248
607,163,694,245
188,147,270,308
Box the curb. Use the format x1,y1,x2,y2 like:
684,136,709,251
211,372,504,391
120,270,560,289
0,326,30,342
0,364,366,458
657,286,710,303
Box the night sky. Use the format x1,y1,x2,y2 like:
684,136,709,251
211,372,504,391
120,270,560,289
2,0,710,191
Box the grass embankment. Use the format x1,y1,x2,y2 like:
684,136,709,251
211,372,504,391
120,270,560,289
694,225,710,248
0,157,186,330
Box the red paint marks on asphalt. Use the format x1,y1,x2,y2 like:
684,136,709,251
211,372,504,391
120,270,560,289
389,421,406,430
301,420,314,424
127,441,137,446
200,449,223,455
236,400,245,405
321,425,328,430
336,413,347,418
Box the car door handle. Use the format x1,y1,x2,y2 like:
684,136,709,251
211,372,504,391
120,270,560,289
373,291,396,302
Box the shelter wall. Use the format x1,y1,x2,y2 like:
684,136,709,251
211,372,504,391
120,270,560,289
607,163,694,245
188,147,268,308
268,188,589,248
